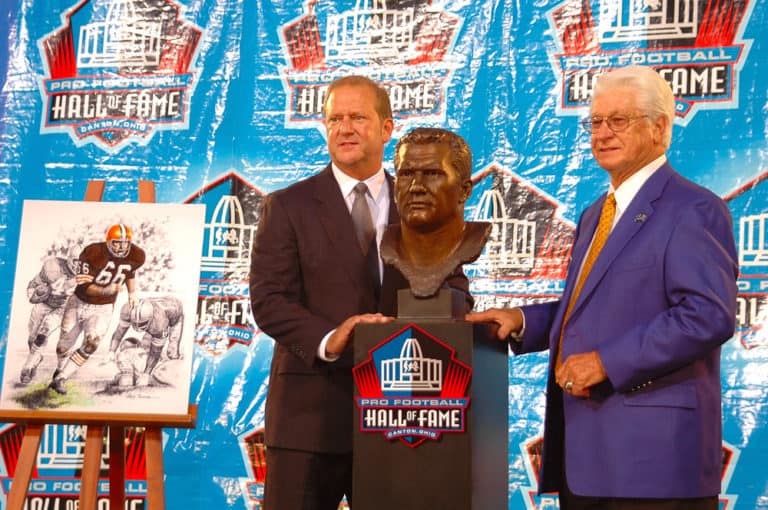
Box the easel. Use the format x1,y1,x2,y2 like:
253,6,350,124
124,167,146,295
0,180,198,509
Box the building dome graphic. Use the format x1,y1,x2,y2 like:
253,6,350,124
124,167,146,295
201,195,257,272
471,185,536,271
77,0,164,69
381,337,442,392
326,0,416,62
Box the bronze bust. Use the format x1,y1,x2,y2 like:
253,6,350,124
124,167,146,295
381,127,490,298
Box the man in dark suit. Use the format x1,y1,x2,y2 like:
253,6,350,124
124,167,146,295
250,78,473,510
467,65,739,509
248,75,400,509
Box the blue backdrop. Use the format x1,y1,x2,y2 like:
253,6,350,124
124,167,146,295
0,0,767,508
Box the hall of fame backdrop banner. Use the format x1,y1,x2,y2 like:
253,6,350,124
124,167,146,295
0,0,766,508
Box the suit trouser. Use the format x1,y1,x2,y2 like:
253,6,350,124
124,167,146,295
264,446,352,510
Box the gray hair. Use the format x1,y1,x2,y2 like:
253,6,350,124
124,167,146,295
593,66,675,148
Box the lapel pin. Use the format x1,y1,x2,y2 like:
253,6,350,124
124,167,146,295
634,213,647,223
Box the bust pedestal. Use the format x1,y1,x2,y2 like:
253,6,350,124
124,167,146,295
352,289,509,509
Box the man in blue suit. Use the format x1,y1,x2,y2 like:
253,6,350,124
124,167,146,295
467,65,738,509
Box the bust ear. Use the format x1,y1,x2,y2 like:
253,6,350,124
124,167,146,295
459,179,472,203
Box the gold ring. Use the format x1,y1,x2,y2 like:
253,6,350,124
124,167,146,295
564,381,574,392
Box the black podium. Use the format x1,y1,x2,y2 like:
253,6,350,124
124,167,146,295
352,290,509,509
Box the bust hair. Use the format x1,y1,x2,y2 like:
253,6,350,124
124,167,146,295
394,127,473,181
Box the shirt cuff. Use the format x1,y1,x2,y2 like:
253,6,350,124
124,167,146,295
317,329,341,362
510,310,526,342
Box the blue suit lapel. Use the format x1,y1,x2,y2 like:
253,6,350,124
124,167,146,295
547,201,600,349
567,203,600,293
567,163,674,319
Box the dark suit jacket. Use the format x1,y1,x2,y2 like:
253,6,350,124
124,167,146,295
516,163,739,498
249,165,410,453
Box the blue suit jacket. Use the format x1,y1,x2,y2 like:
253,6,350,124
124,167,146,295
518,163,738,498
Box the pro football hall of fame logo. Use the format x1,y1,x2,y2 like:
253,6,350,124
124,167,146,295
278,0,462,132
185,173,265,356
0,424,149,508
547,0,755,124
353,324,471,448
39,0,202,152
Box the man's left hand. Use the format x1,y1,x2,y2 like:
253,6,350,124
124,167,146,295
555,351,607,398
325,313,394,357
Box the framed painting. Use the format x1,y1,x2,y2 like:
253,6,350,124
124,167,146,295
0,200,205,416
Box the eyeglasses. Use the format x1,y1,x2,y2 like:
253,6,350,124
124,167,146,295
581,114,648,133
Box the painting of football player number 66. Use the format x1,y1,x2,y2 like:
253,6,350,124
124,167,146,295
0,199,205,417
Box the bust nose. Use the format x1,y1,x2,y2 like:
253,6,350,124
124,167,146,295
408,173,427,192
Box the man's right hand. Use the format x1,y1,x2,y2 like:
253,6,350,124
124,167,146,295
325,313,394,357
464,308,524,340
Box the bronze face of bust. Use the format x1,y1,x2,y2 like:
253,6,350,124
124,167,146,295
381,128,490,298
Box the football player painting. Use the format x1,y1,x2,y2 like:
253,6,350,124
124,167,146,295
108,295,185,385
49,224,146,395
19,247,79,384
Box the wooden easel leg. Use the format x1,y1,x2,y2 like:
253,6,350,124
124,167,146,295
84,180,105,202
145,427,166,510
79,425,104,510
138,180,156,203
6,424,43,510
109,425,126,509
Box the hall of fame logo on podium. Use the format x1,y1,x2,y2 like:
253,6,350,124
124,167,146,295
353,324,471,448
